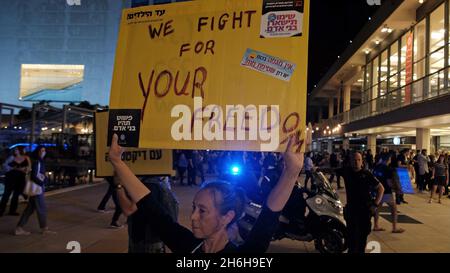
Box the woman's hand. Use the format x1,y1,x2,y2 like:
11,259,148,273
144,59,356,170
107,134,150,203
109,134,124,165
283,137,304,176
266,137,304,212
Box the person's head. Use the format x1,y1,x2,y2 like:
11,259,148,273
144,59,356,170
13,146,24,157
367,149,372,155
350,151,363,171
191,181,247,239
422,149,427,155
438,154,445,163
429,154,435,162
381,153,391,165
33,145,46,159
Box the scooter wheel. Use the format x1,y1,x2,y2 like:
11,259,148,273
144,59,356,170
314,228,346,254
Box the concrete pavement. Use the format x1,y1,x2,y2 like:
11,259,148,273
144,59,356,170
0,176,449,253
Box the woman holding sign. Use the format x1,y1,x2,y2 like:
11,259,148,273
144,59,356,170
108,134,303,253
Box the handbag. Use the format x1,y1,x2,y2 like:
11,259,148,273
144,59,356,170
23,163,43,196
23,177,43,196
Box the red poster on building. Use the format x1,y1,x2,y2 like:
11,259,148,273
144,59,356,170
404,31,413,105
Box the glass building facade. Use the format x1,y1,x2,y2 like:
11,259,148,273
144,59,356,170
353,1,450,122
0,0,188,107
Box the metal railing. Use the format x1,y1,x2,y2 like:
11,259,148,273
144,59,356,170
323,66,450,127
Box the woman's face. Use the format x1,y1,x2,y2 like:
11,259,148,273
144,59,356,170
191,189,231,239
39,148,46,159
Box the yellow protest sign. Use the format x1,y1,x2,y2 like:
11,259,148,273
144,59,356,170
95,111,174,177
109,0,309,152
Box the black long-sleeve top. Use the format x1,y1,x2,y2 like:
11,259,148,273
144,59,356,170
136,193,280,253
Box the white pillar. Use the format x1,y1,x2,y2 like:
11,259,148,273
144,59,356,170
328,97,334,118
367,134,377,153
343,85,351,112
416,128,430,152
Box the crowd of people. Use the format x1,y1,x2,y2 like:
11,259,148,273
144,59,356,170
0,145,55,235
303,146,449,253
307,147,450,202
2,140,449,254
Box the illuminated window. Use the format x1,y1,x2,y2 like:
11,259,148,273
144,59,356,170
413,19,426,80
429,4,445,53
19,64,84,102
389,41,399,91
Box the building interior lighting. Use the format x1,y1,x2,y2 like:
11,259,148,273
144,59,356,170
431,30,445,40
381,25,393,33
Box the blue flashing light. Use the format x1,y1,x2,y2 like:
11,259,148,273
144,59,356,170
9,143,69,151
231,165,240,175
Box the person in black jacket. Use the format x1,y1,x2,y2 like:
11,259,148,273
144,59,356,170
108,134,303,253
15,146,56,236
337,151,384,253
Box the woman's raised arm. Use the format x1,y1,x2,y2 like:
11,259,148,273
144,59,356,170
109,134,150,203
266,137,304,212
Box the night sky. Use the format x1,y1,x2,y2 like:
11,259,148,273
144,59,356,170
307,0,380,93
306,0,381,123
